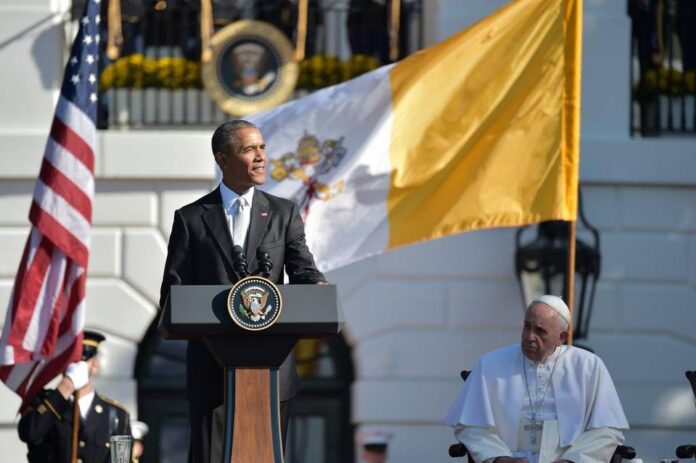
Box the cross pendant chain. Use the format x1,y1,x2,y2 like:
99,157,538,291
521,352,564,448
524,419,543,445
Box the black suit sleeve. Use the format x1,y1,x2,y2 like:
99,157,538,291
159,209,195,310
284,201,326,284
17,389,70,445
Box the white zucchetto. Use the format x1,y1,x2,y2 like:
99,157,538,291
530,295,571,326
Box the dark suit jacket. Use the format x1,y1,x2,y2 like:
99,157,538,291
18,390,130,463
159,187,325,405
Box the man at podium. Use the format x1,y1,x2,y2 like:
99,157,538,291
159,120,327,463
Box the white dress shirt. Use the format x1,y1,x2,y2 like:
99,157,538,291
77,390,95,420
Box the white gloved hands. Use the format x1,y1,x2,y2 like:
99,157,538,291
64,361,89,390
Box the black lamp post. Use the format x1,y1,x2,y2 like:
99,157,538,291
514,196,601,340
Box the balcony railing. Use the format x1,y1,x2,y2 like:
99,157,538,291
70,1,423,129
629,0,696,136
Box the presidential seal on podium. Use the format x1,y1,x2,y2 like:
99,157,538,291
202,20,298,116
227,276,283,331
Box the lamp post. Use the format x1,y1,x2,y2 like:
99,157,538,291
514,198,600,340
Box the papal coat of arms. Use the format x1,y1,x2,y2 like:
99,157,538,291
227,276,282,331
270,132,347,217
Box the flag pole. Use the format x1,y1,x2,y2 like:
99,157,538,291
563,0,582,347
70,392,80,462
389,0,401,61
295,0,308,61
566,220,577,345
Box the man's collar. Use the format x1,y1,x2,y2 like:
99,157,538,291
219,182,255,211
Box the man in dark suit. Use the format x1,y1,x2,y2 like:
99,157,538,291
17,331,131,463
159,119,326,463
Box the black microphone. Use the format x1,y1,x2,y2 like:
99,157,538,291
256,248,272,278
232,245,248,279
687,371,696,408
448,443,467,458
677,445,696,459
686,370,696,391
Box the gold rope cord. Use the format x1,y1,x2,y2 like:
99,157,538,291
295,0,309,61
389,0,401,62
200,0,214,63
106,0,123,60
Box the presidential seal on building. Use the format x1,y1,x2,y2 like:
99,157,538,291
202,20,298,115
227,276,283,331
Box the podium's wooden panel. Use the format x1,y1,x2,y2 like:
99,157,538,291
230,369,279,463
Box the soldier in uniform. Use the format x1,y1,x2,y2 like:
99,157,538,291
360,431,392,463
18,331,131,463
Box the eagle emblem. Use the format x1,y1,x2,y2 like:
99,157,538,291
239,286,272,322
230,43,277,96
227,276,283,331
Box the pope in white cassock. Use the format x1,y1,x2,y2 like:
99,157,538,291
444,295,629,463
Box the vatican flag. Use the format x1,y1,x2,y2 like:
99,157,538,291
249,0,582,272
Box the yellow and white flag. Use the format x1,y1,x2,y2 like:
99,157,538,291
250,0,582,272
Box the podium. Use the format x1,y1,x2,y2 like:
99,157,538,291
159,284,342,463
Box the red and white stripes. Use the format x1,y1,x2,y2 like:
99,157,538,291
0,94,94,402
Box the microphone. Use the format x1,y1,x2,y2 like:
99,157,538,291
256,247,272,278
231,245,248,279
687,370,696,408
677,445,696,459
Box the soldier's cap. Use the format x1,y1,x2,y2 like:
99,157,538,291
82,330,106,361
360,431,391,453
131,420,149,440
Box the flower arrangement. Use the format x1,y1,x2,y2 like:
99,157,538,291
100,54,202,90
636,68,696,95
99,53,380,91
297,54,381,90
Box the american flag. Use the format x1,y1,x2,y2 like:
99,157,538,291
0,0,100,403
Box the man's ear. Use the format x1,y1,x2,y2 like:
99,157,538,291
214,151,225,168
559,329,569,345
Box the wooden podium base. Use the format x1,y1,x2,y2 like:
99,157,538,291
222,368,284,463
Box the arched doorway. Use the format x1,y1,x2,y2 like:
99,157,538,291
135,321,354,463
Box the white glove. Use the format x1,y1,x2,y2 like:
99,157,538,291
64,361,89,390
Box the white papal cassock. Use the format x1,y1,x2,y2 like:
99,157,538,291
444,344,629,463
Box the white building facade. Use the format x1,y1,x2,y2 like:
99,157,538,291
0,0,695,462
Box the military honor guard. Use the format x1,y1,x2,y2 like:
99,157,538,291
18,330,131,463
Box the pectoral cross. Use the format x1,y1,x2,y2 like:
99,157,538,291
524,419,543,445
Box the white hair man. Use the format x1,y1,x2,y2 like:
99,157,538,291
444,295,629,463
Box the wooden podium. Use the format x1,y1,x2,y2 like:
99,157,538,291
158,284,342,463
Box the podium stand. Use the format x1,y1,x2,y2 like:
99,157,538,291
158,284,342,463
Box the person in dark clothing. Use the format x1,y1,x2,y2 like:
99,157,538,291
18,331,131,463
159,119,326,463
629,0,665,135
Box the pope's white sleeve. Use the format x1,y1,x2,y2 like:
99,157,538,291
455,424,513,463
560,427,625,463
